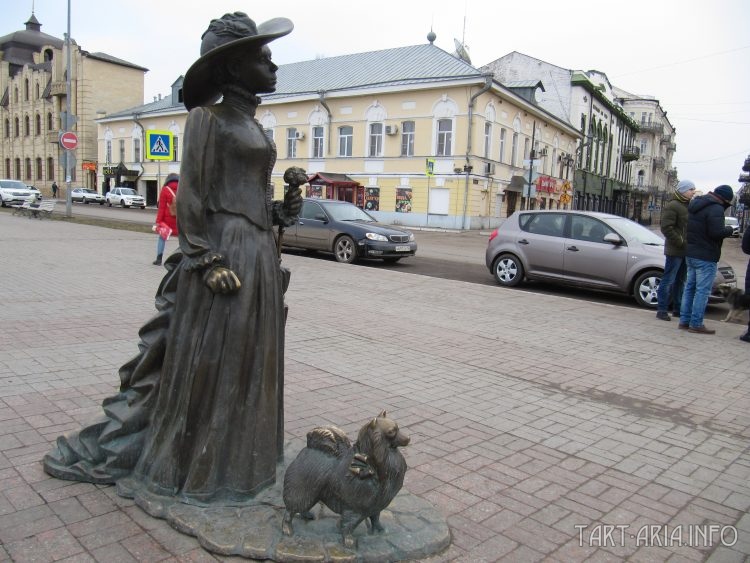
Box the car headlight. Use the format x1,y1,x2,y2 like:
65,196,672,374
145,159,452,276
365,233,388,242
408,233,415,242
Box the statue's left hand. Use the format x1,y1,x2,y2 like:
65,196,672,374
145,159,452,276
205,266,241,294
283,185,303,218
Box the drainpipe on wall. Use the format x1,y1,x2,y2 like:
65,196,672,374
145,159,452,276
462,74,493,230
132,112,145,191
318,91,332,156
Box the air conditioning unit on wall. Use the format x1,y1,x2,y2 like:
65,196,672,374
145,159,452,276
294,131,305,140
538,148,548,157
385,125,398,135
484,162,496,175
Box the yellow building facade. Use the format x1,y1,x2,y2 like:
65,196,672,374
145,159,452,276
97,44,580,228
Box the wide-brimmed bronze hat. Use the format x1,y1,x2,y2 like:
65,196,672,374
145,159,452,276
183,12,293,110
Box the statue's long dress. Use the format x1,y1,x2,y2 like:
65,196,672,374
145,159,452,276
131,96,285,504
43,93,286,505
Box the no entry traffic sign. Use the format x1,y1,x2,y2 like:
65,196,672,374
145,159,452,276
59,131,78,150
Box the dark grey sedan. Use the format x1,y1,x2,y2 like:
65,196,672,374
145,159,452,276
282,199,417,263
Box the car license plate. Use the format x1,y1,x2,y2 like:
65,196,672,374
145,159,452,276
395,245,410,252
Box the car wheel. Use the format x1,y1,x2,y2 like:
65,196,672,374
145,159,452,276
121,200,127,208
99,201,104,205
84,198,89,204
334,236,356,264
107,200,112,206
492,254,524,287
383,257,401,263
140,205,146,209
633,270,661,308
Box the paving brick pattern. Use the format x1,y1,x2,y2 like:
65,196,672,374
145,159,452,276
0,213,748,562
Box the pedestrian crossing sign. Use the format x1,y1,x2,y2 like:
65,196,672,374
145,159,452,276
146,130,173,160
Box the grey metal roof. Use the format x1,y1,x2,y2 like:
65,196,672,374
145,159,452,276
265,43,482,99
84,51,148,72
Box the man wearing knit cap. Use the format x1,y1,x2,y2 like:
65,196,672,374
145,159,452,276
656,179,696,320
679,184,735,334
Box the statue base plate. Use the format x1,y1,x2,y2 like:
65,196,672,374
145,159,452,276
116,442,450,562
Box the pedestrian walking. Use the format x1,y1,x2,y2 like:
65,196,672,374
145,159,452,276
740,226,750,343
151,173,179,266
51,181,58,199
656,179,696,320
679,185,734,334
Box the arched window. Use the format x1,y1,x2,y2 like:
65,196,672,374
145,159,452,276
47,112,53,132
25,158,32,180
35,114,41,136
36,158,43,180
4,159,10,178
14,158,21,179
14,87,19,103
14,117,19,137
24,79,29,101
24,115,30,136
47,157,55,180
3,119,8,138
35,83,40,99
637,170,645,187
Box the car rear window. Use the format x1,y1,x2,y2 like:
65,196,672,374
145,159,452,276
519,213,565,237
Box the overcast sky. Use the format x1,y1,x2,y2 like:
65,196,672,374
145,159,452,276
5,0,749,192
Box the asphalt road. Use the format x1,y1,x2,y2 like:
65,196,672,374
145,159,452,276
51,201,747,321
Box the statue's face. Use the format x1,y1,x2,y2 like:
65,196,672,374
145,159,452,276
230,45,279,94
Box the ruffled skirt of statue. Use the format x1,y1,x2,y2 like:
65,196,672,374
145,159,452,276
127,216,285,505
42,254,182,484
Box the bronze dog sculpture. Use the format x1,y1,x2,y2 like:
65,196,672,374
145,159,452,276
282,411,409,548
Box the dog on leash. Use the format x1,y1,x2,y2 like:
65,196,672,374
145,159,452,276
282,411,409,548
716,284,750,322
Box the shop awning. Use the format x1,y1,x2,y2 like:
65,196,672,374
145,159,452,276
307,172,361,188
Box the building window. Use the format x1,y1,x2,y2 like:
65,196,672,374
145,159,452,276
312,126,324,158
172,136,179,162
368,123,383,157
5,159,10,178
36,158,43,181
523,138,530,161
119,139,125,162
400,121,415,157
35,114,41,136
15,158,21,179
25,158,32,180
483,122,491,158
499,128,506,163
24,115,30,136
106,141,112,164
47,157,54,180
640,139,647,154
24,79,29,101
637,170,645,186
511,132,519,167
14,117,19,137
14,87,18,103
47,112,53,131
436,119,452,156
35,83,40,99
286,128,298,159
3,119,8,138
338,125,353,157
133,138,141,162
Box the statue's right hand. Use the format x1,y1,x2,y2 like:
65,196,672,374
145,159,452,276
205,266,241,294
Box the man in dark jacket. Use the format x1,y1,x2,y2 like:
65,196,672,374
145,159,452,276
656,179,696,320
679,185,734,334
740,226,750,343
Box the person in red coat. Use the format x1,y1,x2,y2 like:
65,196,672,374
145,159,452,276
152,173,179,265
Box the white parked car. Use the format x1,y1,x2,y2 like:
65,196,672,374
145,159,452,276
725,216,740,237
0,179,34,207
106,187,146,208
71,187,105,205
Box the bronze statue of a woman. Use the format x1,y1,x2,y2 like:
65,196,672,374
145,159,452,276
43,12,302,506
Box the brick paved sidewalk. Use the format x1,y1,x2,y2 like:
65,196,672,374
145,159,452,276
0,213,748,562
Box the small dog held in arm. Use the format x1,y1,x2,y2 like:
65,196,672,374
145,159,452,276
282,411,409,548
716,284,750,322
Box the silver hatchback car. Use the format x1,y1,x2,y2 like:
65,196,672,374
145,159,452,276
485,210,736,308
